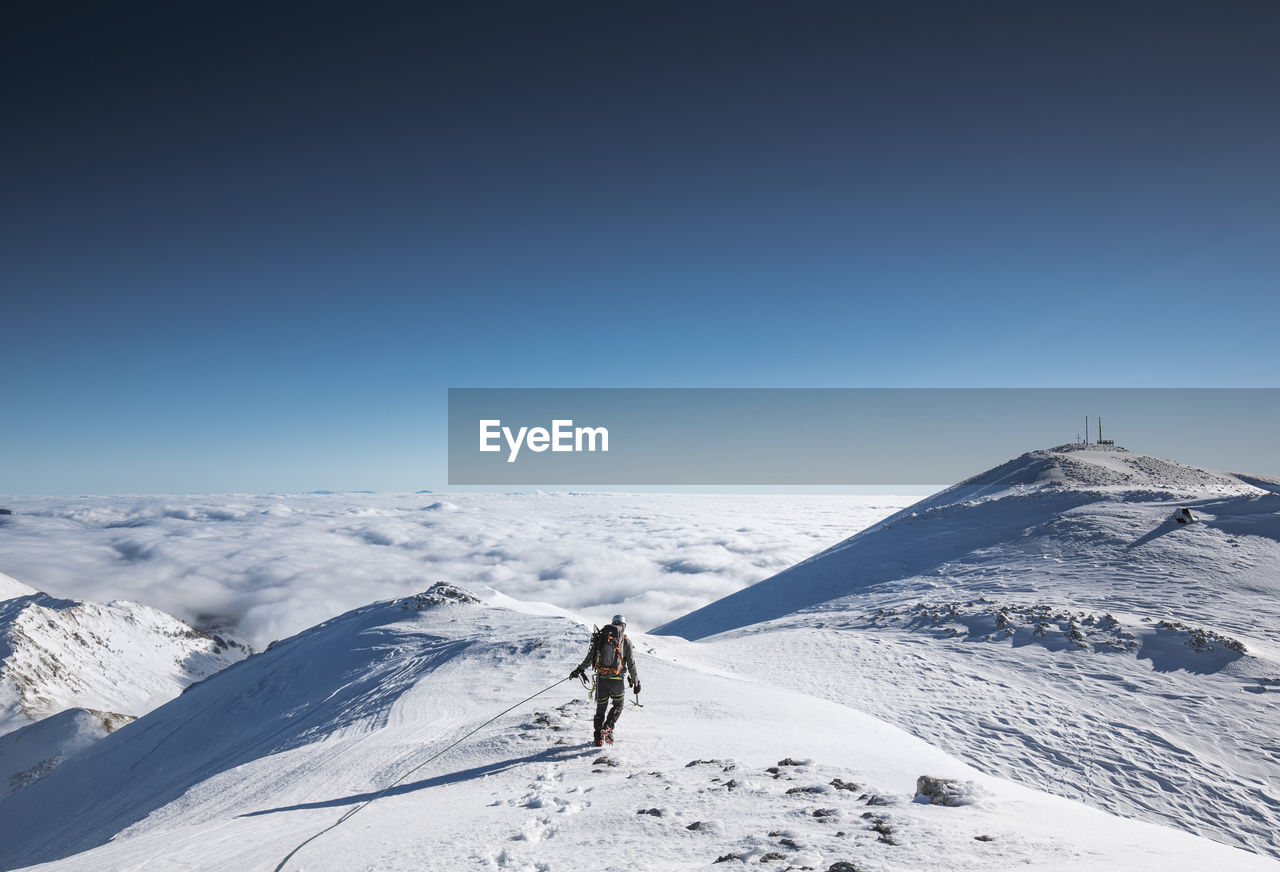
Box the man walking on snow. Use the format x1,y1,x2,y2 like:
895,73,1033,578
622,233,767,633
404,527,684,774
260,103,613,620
570,614,640,746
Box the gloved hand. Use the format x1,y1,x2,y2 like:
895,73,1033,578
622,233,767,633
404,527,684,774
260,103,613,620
570,667,583,680
633,681,641,694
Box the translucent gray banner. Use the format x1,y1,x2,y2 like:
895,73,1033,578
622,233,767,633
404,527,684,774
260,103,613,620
447,388,1279,485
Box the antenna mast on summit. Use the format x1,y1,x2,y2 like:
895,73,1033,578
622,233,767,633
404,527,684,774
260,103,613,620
1084,416,1089,445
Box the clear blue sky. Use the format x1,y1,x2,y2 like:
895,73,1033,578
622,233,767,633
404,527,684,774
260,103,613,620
3,1,1279,493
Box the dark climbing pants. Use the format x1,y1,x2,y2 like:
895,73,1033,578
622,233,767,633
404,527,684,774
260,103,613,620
594,675,625,733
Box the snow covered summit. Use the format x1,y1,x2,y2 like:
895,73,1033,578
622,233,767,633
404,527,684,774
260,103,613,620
654,445,1280,859
920,442,1263,506
654,443,1272,641
0,570,252,802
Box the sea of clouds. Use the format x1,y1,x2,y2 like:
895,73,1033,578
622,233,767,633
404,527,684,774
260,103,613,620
0,493,916,649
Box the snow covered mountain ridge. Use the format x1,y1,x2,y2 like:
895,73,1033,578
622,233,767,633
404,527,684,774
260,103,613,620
1,582,1274,872
0,571,251,798
0,572,249,737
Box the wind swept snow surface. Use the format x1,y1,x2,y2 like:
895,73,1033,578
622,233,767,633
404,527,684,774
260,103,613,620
656,444,1280,858
0,584,1274,872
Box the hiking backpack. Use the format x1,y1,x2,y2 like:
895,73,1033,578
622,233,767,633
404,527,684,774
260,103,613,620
595,623,625,676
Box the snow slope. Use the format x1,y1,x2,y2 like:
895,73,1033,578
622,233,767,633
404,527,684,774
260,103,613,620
0,707,134,797
655,444,1280,857
0,573,37,601
0,583,1274,872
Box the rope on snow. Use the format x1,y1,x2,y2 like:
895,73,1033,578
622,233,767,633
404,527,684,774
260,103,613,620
273,675,573,872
